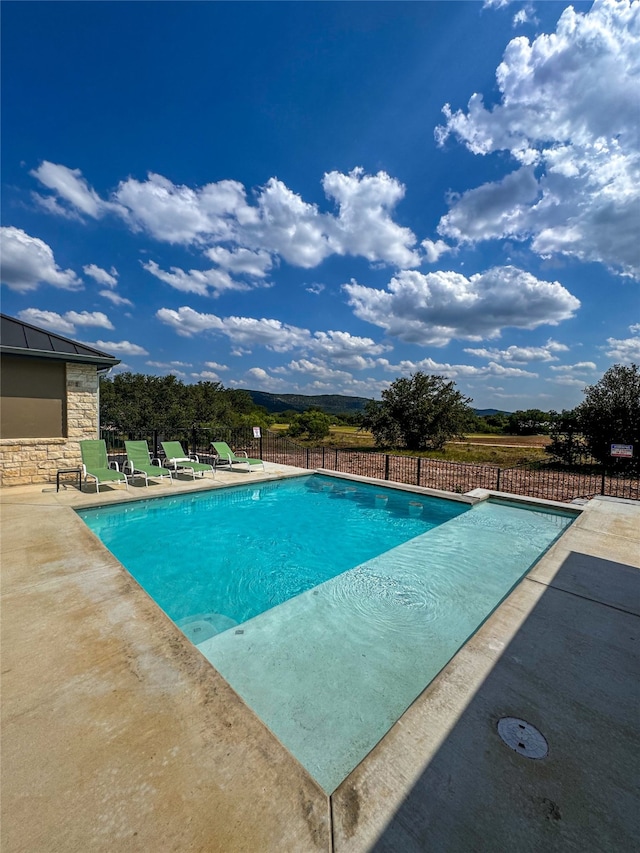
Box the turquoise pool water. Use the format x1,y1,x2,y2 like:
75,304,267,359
78,474,468,635
78,475,576,793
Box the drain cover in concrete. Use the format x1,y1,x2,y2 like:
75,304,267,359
497,717,548,759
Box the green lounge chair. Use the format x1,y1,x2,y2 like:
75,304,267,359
80,439,128,492
161,441,215,480
211,441,265,472
124,440,173,487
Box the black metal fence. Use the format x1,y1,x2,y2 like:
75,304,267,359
101,426,639,503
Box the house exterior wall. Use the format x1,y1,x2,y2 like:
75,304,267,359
0,362,99,486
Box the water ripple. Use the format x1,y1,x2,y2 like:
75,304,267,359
328,566,441,633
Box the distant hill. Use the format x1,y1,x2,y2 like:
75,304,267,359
243,390,371,415
244,390,511,418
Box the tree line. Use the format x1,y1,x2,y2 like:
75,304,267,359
99,373,267,433
99,372,350,438
100,363,639,466
361,364,639,467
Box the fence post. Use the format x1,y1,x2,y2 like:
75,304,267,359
335,449,338,470
384,454,390,481
496,468,501,491
153,429,158,460
601,466,606,496
191,425,197,457
260,435,263,460
306,448,310,469
416,456,421,486
322,447,326,469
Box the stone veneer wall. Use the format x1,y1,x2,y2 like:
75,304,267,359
0,363,99,487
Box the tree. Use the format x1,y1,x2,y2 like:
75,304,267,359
475,412,510,434
99,373,267,433
287,409,332,442
362,372,473,451
546,409,589,465
507,409,552,435
576,363,640,465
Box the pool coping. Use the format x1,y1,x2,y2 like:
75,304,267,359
2,466,638,851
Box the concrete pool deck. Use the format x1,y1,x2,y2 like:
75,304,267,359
1,466,639,851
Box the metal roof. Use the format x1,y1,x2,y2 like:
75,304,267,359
0,313,120,370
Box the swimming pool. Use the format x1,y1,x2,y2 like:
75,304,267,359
78,475,469,635
78,474,576,793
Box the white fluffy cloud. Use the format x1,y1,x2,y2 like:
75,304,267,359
464,339,569,363
17,308,113,335
83,263,118,287
32,164,421,271
99,290,133,307
143,260,254,297
422,238,452,263
205,246,273,277
190,370,224,381
512,7,538,28
245,178,333,268
546,375,585,388
65,311,113,329
344,265,580,346
547,360,598,388
269,359,386,396
549,361,597,373
305,282,325,295
604,335,640,362
82,263,133,306
156,306,311,350
93,340,149,356
437,167,540,244
31,161,119,219
17,309,75,335
436,0,640,278
376,355,536,381
321,168,421,268
147,360,192,369
307,330,390,365
114,173,248,244
156,306,390,368
0,227,82,292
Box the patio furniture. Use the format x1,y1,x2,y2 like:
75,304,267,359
56,466,82,492
211,441,265,472
124,441,173,487
161,441,215,480
80,440,128,492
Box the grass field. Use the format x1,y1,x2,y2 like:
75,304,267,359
460,434,551,447
268,425,549,466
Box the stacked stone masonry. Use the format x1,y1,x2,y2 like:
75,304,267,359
0,364,99,486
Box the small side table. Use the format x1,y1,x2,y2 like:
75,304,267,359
56,467,83,492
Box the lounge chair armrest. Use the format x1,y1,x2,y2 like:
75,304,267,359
189,453,200,462
237,450,249,459
109,460,120,471
151,457,161,466
123,461,133,475
167,457,188,470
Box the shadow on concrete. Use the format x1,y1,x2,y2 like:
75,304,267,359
334,552,640,852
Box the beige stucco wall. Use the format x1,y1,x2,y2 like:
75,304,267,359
0,363,99,486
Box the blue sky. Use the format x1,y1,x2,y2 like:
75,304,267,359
2,0,638,411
